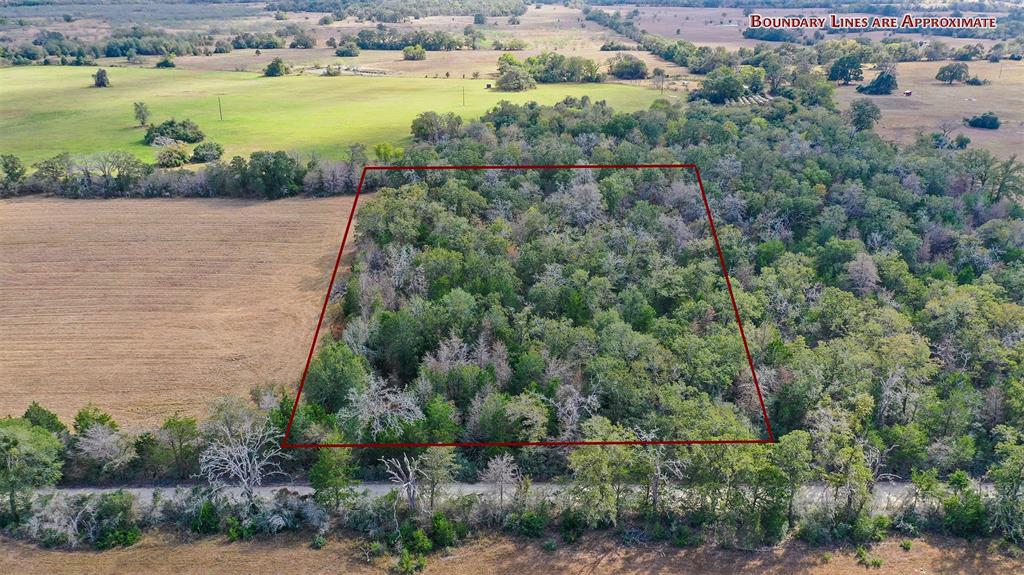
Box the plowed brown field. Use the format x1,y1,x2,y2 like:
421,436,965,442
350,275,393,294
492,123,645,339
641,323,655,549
0,196,356,427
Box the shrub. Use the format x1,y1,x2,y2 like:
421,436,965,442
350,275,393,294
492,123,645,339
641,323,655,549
336,42,360,57
943,490,989,538
191,142,224,163
856,70,897,95
412,528,433,552
559,507,586,543
240,150,301,199
1,154,27,195
827,54,863,84
190,500,220,534
225,516,253,542
797,508,887,546
157,144,190,168
900,539,913,551
430,512,457,548
495,67,536,91
363,540,386,558
289,33,316,49
97,525,141,549
600,41,632,51
964,112,1000,129
93,491,141,549
393,549,426,574
23,402,67,435
144,119,205,145
132,101,151,126
155,55,175,68
403,525,433,554
311,533,326,549
607,53,647,79
505,506,550,538
73,404,118,433
694,66,743,103
668,519,703,548
542,537,557,551
855,545,884,568
93,68,110,87
403,45,426,61
264,57,290,77
936,62,968,84
493,39,527,51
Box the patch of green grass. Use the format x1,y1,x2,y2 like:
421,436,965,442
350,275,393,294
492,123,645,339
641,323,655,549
0,67,667,165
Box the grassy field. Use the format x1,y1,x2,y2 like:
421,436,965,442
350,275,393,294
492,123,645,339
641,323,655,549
2,532,1022,575
835,60,1024,158
0,196,357,426
0,66,665,166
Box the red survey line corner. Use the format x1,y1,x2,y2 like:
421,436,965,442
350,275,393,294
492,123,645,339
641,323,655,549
282,164,775,448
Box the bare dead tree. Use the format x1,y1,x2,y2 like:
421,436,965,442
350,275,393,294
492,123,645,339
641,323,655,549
845,252,880,296
480,453,520,508
342,316,377,360
473,323,512,387
198,414,286,511
342,374,423,438
546,182,605,227
382,454,419,511
75,424,136,474
542,348,577,389
866,442,900,482
876,369,909,427
423,334,471,373
550,384,600,441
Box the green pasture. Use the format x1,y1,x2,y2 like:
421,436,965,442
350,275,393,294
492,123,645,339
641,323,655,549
0,66,669,166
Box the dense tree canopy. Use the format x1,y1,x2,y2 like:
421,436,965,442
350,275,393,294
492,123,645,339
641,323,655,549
275,94,1024,528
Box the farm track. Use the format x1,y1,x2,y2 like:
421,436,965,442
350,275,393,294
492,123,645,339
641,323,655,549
0,196,357,427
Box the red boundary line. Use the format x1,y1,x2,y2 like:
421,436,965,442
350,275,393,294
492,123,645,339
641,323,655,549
282,164,774,448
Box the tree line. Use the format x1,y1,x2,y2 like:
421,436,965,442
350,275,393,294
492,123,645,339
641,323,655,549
265,0,528,24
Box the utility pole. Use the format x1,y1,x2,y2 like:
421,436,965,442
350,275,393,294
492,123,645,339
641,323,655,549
218,96,223,121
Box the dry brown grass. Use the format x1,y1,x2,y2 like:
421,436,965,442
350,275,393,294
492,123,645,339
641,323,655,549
835,60,1024,158
0,531,383,575
432,534,1024,575
2,532,1021,575
0,196,357,428
151,5,685,79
